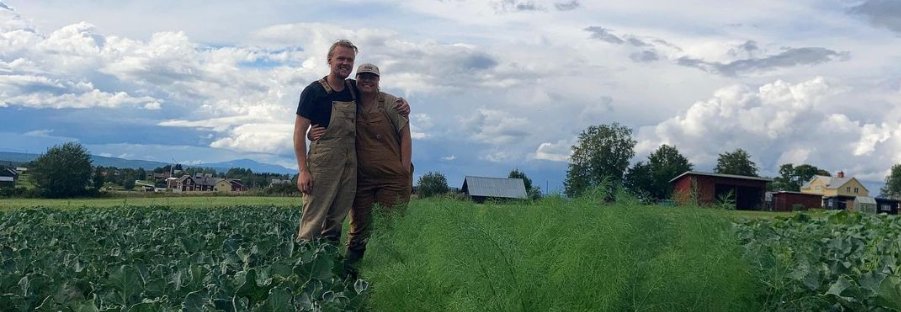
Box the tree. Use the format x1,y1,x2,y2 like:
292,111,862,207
92,166,105,191
509,169,541,200
771,163,830,191
647,145,693,200
623,145,693,202
623,161,654,201
417,171,449,198
564,123,636,198
714,149,758,177
880,164,901,200
30,142,93,198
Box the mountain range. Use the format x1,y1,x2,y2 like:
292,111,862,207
0,152,294,174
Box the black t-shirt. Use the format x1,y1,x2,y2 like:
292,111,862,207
296,79,358,128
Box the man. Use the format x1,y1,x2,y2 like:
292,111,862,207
294,40,409,244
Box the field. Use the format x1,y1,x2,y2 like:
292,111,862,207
0,196,301,210
2,196,901,310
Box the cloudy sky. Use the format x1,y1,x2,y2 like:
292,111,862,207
1,0,900,193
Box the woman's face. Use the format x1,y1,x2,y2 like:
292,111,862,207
357,73,379,94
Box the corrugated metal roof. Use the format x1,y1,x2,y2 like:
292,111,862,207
668,171,772,183
462,176,527,199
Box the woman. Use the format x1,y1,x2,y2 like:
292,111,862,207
309,63,412,278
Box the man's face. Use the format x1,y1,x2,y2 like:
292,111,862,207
356,73,379,93
328,46,355,79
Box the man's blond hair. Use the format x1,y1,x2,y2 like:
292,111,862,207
327,39,358,60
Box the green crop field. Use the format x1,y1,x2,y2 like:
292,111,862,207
0,196,302,210
1,196,898,310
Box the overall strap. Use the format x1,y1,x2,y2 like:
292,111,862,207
317,76,332,93
345,80,357,101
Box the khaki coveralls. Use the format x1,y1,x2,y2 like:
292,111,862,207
345,92,411,265
297,78,357,244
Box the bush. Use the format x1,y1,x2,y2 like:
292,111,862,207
417,171,449,198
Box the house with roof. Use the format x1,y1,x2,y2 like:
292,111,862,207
800,171,874,211
670,171,771,210
216,179,247,193
461,176,528,203
0,167,18,188
168,173,221,193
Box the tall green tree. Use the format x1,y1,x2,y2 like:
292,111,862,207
880,164,901,200
647,145,693,199
92,166,105,191
417,171,449,198
624,145,694,201
624,161,654,201
771,163,830,191
509,169,541,200
31,142,93,198
564,123,636,198
714,149,758,177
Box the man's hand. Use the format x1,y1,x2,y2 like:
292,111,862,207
307,125,326,141
394,97,410,117
297,169,313,194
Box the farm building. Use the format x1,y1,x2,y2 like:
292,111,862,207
215,179,247,193
670,171,771,210
771,191,822,212
461,176,527,203
800,171,869,197
855,196,878,214
0,167,17,188
876,198,900,214
823,195,856,210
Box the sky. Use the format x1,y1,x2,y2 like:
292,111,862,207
1,0,900,194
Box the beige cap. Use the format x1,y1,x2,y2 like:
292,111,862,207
356,63,380,76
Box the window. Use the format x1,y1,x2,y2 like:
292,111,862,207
847,187,851,192
854,187,859,194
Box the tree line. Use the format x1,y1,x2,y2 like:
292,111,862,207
1,142,299,198
562,122,901,202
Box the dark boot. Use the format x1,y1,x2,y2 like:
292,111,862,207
342,248,365,280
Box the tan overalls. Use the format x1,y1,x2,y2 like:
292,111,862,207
345,92,411,266
297,78,357,244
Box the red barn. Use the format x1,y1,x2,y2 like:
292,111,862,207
771,191,822,212
670,171,771,210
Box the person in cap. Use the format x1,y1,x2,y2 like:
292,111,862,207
308,63,413,278
293,40,409,245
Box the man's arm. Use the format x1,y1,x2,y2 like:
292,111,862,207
393,97,410,117
294,115,313,194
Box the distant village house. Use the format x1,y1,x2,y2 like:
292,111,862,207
461,176,528,203
0,167,18,188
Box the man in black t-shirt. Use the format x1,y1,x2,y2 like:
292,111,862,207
293,39,361,244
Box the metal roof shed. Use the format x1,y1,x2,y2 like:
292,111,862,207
461,176,528,203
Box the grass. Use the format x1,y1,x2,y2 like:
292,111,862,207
0,196,302,209
362,197,763,311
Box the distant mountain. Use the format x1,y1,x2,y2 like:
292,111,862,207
195,159,294,174
0,151,293,174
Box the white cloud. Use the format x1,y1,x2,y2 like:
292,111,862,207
463,109,529,145
23,129,53,137
534,139,573,162
441,155,456,161
638,77,901,180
